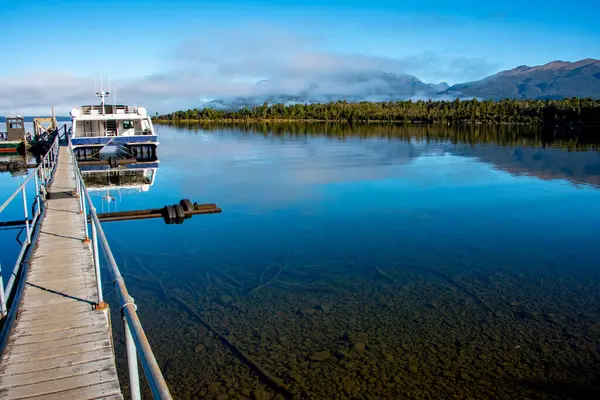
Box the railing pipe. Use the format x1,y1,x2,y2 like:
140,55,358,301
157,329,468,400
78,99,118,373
72,143,172,399
0,175,36,215
124,317,142,400
87,201,172,399
5,244,28,300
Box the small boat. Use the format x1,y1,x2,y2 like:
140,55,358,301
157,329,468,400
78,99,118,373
0,116,26,154
69,90,158,162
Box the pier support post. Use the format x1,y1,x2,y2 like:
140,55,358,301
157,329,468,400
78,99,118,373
0,263,6,317
124,316,141,400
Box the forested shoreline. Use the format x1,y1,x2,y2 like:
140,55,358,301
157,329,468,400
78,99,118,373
153,98,600,126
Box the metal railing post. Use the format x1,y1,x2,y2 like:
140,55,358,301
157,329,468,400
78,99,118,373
47,153,51,180
124,316,142,400
42,157,47,184
81,185,89,240
34,173,40,216
21,187,31,243
0,263,7,317
78,176,84,213
41,160,47,187
91,219,103,305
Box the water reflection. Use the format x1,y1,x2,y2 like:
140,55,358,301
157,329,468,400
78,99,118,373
80,163,159,217
4,123,600,399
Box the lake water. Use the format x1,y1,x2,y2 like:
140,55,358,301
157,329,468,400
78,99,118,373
2,123,600,399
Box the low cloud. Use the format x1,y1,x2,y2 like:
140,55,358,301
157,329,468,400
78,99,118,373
0,27,499,115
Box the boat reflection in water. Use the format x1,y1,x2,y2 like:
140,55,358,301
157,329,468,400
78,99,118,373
80,161,158,212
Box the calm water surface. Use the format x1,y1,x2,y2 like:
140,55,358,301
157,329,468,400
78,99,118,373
2,124,600,399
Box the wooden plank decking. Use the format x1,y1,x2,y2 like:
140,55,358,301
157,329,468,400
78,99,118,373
0,147,123,399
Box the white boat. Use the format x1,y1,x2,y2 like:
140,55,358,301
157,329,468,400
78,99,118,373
69,90,157,160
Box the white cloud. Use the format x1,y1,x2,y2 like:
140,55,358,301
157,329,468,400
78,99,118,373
0,27,498,115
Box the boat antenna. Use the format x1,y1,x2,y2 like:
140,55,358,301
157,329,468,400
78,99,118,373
96,72,110,115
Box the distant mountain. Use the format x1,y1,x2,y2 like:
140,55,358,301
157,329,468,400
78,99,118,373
441,58,600,100
205,72,450,110
428,82,450,93
201,59,600,110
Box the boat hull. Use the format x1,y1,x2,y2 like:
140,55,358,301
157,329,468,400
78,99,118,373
70,135,158,147
0,141,25,154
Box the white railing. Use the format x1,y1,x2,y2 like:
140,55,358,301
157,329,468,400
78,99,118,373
0,136,59,316
69,142,172,400
78,105,138,115
73,130,155,139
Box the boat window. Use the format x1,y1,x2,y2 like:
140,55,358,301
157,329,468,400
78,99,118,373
9,123,22,129
123,120,134,129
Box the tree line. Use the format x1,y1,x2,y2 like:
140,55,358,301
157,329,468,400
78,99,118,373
152,98,600,126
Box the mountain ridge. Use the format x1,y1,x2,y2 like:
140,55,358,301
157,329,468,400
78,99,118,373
203,58,600,109
441,58,600,100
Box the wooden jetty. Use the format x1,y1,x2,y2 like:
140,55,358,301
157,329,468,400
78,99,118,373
0,137,173,399
0,147,122,399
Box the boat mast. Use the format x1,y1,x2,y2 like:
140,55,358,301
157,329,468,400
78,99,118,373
96,73,110,115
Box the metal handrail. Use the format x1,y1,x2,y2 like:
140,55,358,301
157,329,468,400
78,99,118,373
78,105,138,115
0,135,60,316
68,142,172,400
74,130,155,137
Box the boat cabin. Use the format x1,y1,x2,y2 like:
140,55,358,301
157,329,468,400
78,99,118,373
71,105,154,139
6,116,25,141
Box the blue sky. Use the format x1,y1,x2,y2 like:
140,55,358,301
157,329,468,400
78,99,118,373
0,0,599,114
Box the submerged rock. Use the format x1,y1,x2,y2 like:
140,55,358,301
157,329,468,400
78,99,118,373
310,350,331,362
194,343,205,353
515,310,537,320
352,343,366,353
318,303,331,313
251,388,269,400
356,332,369,343
299,308,317,316
335,349,352,360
